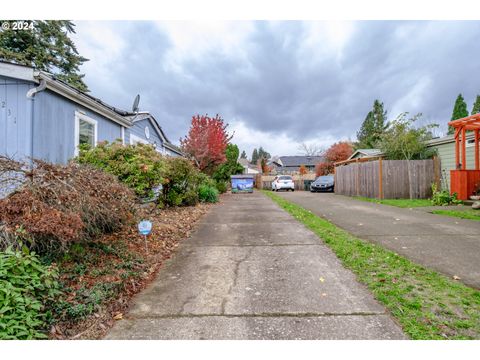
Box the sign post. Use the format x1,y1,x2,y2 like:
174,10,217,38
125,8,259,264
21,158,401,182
138,220,152,253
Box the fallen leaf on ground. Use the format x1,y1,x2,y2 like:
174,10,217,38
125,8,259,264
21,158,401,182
319,277,325,282
452,275,461,280
113,313,123,320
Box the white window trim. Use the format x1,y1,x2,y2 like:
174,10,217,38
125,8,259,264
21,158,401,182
466,138,476,148
74,111,98,156
130,134,149,145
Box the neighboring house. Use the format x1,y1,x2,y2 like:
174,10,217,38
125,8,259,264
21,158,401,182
269,155,324,174
347,148,384,160
239,158,260,174
0,61,182,164
427,133,476,191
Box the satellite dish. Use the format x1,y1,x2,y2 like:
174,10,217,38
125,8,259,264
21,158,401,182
132,94,140,113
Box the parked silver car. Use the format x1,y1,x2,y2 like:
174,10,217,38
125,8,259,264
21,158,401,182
271,175,295,191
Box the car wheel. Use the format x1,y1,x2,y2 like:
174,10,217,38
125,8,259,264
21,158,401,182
292,189,295,192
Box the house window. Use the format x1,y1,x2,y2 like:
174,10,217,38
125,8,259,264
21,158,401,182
74,112,97,155
466,138,475,148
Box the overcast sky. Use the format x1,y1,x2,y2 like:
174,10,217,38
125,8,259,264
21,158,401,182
72,21,480,157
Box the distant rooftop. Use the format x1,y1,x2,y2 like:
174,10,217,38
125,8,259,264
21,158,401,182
272,155,324,167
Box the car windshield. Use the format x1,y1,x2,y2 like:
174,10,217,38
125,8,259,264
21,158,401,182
317,176,334,182
279,176,292,180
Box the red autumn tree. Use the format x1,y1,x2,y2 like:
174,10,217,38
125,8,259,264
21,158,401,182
315,141,353,176
260,158,271,174
299,164,308,175
180,114,233,175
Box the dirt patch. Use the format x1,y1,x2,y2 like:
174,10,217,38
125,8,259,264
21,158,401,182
48,201,214,340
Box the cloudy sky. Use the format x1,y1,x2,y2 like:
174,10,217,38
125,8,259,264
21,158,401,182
71,21,480,157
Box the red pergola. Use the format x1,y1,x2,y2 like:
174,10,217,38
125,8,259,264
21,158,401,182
448,113,480,200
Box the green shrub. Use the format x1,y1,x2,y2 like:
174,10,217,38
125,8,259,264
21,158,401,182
0,248,61,339
198,184,219,203
183,190,200,206
162,157,202,206
431,183,463,206
77,141,165,199
215,180,228,194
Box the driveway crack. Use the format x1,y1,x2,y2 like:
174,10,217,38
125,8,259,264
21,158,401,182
221,247,253,314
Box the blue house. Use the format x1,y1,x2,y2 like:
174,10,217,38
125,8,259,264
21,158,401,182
0,61,183,164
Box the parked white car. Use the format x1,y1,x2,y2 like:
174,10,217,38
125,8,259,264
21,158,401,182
271,175,295,191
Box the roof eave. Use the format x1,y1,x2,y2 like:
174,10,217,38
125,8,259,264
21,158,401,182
163,142,184,155
36,72,132,127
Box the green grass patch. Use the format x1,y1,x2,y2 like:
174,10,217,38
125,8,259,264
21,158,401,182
264,190,480,340
352,196,432,208
431,209,480,222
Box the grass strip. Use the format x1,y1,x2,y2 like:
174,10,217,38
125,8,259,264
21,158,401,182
431,209,480,222
352,196,432,208
264,190,480,340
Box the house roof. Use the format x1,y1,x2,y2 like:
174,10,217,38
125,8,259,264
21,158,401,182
239,158,260,170
347,148,383,160
0,61,132,127
426,133,475,147
274,156,324,167
0,61,182,155
126,112,172,143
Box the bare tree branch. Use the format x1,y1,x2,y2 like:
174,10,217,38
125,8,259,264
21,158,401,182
297,143,324,156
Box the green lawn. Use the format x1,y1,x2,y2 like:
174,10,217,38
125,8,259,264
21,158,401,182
264,190,480,340
431,209,480,222
352,196,433,208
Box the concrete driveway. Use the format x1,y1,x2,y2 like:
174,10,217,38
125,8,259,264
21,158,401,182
106,192,404,340
276,191,480,289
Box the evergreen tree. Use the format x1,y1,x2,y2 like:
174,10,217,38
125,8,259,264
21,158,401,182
356,99,388,149
240,150,247,159
471,95,480,115
0,20,89,91
257,147,271,160
449,94,469,134
251,148,259,164
213,144,244,183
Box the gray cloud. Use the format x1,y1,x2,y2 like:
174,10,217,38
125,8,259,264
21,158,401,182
75,20,480,154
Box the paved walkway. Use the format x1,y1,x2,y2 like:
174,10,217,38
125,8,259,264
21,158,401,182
277,192,480,289
106,192,404,339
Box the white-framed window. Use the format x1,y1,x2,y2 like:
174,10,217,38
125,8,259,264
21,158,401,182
74,111,97,156
466,138,476,148
130,134,149,145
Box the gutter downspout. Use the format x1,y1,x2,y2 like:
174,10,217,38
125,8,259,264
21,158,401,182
26,79,47,166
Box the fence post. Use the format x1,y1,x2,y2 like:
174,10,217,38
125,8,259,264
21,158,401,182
356,159,360,196
378,157,383,199
433,156,441,189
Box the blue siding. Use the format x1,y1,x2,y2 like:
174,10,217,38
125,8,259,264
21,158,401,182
0,75,34,161
127,118,164,149
33,90,123,163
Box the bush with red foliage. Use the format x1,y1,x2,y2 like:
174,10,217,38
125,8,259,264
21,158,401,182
0,156,135,252
180,114,233,175
299,164,308,175
315,142,353,176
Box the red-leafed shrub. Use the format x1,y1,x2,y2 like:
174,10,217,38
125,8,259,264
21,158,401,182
299,164,308,175
180,114,233,175
315,141,353,176
0,156,135,252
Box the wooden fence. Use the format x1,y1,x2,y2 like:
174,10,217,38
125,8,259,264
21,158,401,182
334,158,440,199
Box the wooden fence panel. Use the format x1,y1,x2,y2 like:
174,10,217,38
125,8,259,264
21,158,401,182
335,159,437,199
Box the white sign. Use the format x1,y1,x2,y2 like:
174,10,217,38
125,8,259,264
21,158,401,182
138,220,152,236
